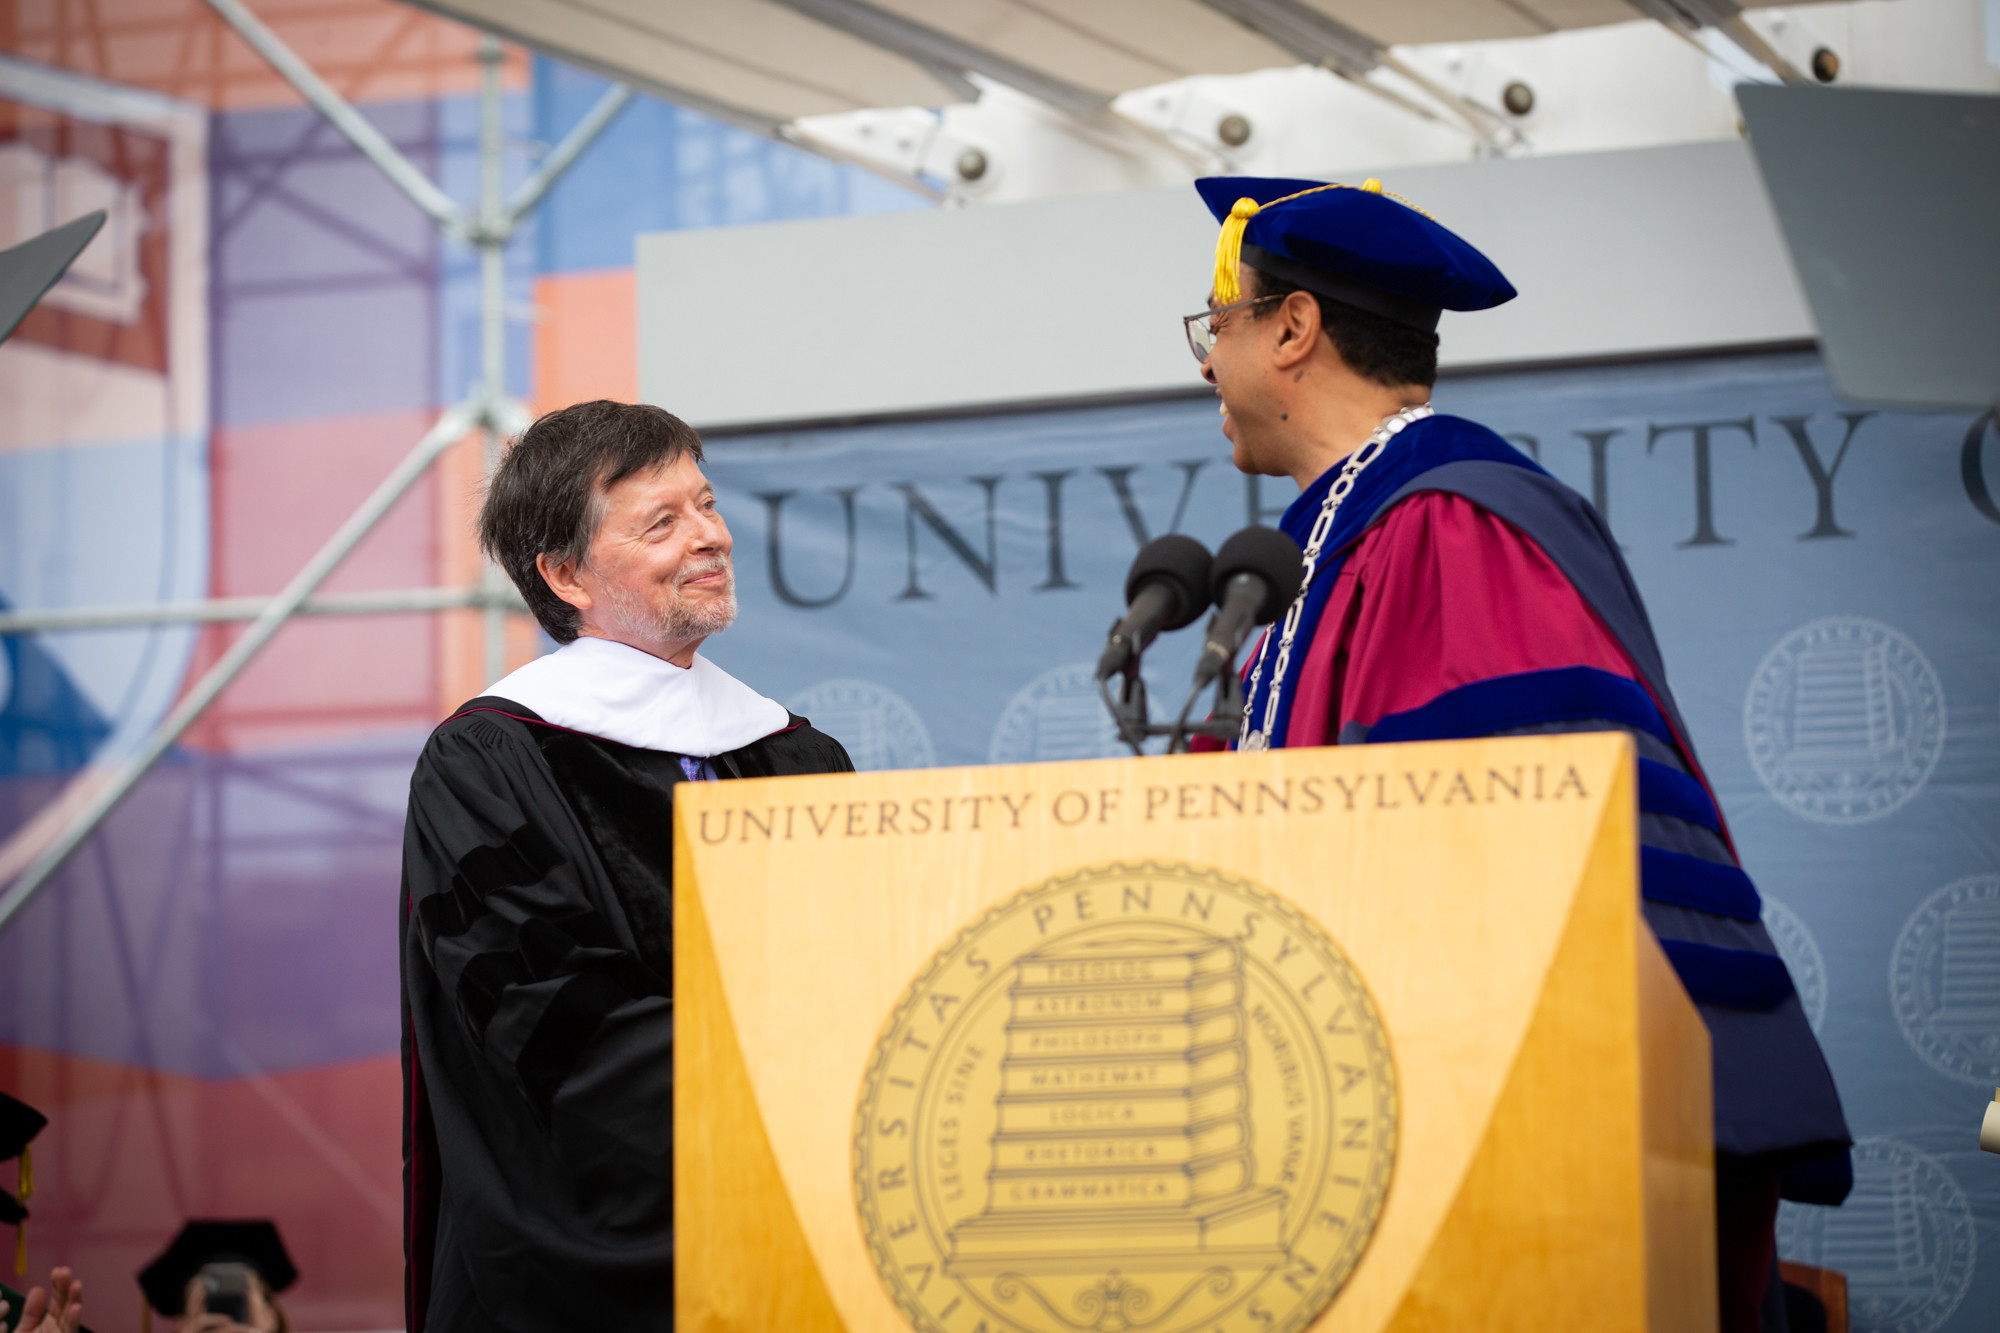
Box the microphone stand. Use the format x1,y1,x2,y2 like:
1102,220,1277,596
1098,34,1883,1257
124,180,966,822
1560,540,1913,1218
1098,652,1245,757
1099,661,1153,757
1166,668,1244,756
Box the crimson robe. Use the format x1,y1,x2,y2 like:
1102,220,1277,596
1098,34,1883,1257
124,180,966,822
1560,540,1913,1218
1236,413,1849,1179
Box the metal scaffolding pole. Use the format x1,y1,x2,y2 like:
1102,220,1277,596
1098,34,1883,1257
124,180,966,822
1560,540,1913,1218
0,403,476,929
0,4,633,932
203,0,468,235
0,584,524,635
504,82,634,226
479,37,511,688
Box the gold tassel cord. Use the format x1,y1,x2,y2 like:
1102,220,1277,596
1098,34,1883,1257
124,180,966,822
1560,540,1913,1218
1209,177,1435,302
12,1144,29,1277
1211,198,1262,304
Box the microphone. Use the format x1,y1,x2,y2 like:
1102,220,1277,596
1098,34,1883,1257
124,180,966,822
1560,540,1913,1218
1191,526,1304,691
1096,534,1213,681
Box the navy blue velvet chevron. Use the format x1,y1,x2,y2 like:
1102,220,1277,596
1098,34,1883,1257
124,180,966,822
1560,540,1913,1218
1365,664,1791,1011
1368,664,1673,748
1639,758,1722,833
1660,940,1796,1011
1643,847,1762,922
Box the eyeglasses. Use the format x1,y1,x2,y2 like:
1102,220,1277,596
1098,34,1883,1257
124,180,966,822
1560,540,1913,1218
1182,294,1283,364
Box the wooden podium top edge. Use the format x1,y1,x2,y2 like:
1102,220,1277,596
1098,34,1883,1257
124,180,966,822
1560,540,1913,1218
673,730,1634,806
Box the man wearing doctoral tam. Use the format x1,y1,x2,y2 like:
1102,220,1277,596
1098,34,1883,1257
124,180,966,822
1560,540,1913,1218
0,1091,46,1269
0,1091,87,1333
400,402,853,1332
1190,177,1849,1331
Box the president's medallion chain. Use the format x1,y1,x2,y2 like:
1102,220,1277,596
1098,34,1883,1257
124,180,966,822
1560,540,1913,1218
1238,403,1431,751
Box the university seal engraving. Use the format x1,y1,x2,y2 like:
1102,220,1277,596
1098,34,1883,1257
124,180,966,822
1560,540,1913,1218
1890,874,2000,1086
854,862,1397,1333
1759,896,1828,1034
786,677,936,771
988,663,1128,765
1777,1137,1975,1333
1743,616,1945,825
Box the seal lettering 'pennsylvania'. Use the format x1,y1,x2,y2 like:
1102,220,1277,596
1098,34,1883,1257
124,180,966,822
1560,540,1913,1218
855,862,1397,1333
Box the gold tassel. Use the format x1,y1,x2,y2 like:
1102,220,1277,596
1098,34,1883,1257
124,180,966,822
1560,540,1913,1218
1212,198,1261,304
13,1221,22,1276
1209,177,1436,301
17,1143,30,1200
143,1296,153,1333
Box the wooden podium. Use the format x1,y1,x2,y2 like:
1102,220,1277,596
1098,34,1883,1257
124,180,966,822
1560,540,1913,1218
675,733,1715,1333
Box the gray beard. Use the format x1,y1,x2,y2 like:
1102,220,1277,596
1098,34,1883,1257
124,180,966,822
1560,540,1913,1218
599,557,738,646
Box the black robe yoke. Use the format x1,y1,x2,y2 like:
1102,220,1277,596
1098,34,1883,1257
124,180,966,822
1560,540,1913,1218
399,698,852,1333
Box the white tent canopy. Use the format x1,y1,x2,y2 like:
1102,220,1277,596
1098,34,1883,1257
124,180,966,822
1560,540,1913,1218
397,0,1806,130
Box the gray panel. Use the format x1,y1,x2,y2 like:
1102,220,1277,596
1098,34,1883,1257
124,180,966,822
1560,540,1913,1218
1739,84,2000,411
638,141,1817,430
1402,140,1815,372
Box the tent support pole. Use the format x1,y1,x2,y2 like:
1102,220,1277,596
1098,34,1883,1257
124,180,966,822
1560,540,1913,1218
479,37,511,687
0,13,633,932
0,405,478,931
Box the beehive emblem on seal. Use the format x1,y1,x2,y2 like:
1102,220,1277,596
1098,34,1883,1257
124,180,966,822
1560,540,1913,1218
855,862,1397,1333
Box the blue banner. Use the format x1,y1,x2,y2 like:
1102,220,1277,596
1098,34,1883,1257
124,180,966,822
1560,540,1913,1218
700,349,2000,1332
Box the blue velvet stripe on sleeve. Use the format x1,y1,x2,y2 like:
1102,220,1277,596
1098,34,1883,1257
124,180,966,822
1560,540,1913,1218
1659,940,1796,1011
1362,666,1795,1010
1637,758,1721,832
1366,665,1676,749
1642,846,1762,920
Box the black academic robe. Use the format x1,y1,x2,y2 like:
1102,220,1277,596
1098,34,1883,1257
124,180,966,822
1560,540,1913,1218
399,698,852,1333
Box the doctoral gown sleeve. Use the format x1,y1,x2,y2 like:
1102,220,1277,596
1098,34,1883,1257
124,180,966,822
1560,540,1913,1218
718,715,856,778
1288,491,1638,746
1291,492,1851,1177
401,709,674,1332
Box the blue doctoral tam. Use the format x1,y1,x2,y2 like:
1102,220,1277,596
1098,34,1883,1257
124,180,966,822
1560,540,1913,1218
1196,175,1516,332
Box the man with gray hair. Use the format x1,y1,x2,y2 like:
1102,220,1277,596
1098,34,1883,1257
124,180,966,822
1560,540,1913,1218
399,400,851,1332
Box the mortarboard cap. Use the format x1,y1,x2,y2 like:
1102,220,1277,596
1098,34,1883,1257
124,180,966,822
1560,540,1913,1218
0,1094,43,1277
138,1221,297,1317
0,1097,45,1165
1196,175,1515,332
